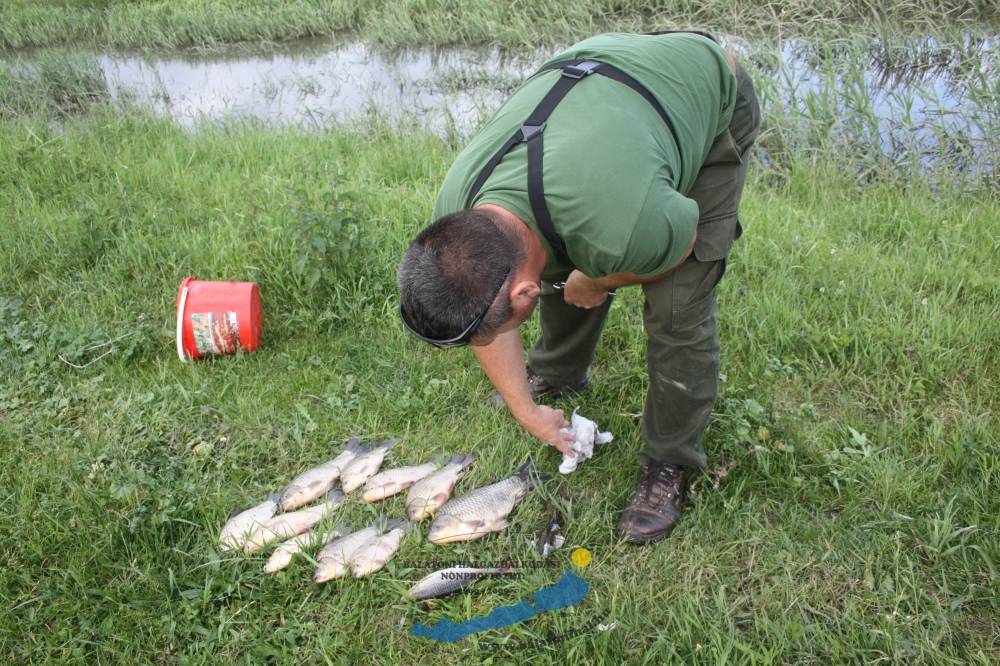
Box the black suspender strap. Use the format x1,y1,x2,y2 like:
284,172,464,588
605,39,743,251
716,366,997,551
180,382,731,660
465,58,679,265
537,59,682,154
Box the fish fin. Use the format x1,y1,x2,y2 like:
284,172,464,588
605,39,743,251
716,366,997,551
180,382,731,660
333,521,351,536
266,489,283,504
445,453,476,469
490,519,510,533
379,438,402,451
325,489,347,505
514,460,548,489
458,519,490,539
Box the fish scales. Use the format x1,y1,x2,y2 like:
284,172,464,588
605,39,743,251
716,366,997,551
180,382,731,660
314,517,403,582
340,439,400,493
362,461,440,502
279,438,365,511
219,492,280,552
406,453,475,521
428,462,543,544
349,523,410,578
243,490,346,554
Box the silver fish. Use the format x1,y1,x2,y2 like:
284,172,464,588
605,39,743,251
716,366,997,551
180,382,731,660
279,438,365,511
340,439,400,493
263,524,349,573
407,565,513,600
406,453,476,521
244,490,346,554
349,521,412,578
362,460,441,502
313,517,403,582
218,492,280,552
428,461,544,544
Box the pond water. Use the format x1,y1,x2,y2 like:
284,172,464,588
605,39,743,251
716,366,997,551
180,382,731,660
7,34,999,179
96,39,535,134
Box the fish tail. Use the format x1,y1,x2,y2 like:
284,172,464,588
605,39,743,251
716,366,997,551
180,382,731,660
514,460,548,489
325,489,347,505
378,437,402,451
344,437,366,454
370,515,396,532
445,453,476,469
226,504,252,521
379,517,408,533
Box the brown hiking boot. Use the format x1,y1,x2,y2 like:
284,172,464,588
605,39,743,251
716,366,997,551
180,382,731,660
489,367,590,407
618,461,686,544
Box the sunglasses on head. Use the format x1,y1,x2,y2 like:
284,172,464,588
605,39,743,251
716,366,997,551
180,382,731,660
400,267,511,348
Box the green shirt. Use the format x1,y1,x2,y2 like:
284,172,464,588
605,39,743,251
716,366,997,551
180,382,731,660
433,32,737,279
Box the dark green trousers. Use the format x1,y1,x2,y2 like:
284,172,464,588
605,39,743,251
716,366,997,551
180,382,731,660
528,61,762,470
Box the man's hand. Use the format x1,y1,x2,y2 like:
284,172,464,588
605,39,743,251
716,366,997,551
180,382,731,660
517,404,575,455
563,270,610,309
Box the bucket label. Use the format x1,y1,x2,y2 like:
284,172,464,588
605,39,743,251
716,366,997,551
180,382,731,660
190,311,241,356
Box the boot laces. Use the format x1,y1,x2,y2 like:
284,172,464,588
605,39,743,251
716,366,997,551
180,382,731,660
638,462,683,506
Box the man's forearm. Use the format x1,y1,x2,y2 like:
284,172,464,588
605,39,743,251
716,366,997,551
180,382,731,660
472,329,535,420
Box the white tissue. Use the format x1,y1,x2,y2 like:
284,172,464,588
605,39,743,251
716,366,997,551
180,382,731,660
558,410,614,474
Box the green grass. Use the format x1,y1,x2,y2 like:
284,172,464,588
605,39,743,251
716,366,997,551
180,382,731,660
1,109,997,663
1,0,997,50
0,51,109,119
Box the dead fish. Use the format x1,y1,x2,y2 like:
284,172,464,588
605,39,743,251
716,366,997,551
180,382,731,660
534,502,565,559
406,565,513,600
263,524,349,573
428,461,545,544
340,439,401,493
349,521,412,578
314,517,404,583
279,438,365,511
362,460,441,502
406,453,476,521
243,490,346,554
218,492,280,552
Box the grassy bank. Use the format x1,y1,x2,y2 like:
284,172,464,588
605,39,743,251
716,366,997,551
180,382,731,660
2,0,998,50
1,110,997,663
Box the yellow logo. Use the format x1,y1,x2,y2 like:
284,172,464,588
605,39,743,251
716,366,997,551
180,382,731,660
570,547,592,568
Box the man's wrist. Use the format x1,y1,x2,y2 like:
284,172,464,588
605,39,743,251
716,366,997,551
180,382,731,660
508,399,539,426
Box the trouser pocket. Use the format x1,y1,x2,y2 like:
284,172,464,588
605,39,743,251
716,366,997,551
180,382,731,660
688,128,746,262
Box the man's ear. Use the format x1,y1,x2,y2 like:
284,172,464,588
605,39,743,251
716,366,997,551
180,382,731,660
509,280,540,309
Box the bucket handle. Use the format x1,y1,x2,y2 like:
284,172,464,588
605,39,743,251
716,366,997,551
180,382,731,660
176,286,189,362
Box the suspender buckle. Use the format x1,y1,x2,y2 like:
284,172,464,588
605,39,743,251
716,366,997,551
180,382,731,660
561,60,601,79
519,122,545,141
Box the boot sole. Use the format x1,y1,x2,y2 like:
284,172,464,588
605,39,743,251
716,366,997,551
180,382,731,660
619,528,673,545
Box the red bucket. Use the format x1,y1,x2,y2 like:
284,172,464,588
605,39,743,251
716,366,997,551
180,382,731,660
176,276,262,361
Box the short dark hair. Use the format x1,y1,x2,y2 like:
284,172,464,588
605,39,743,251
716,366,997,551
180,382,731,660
398,209,523,342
